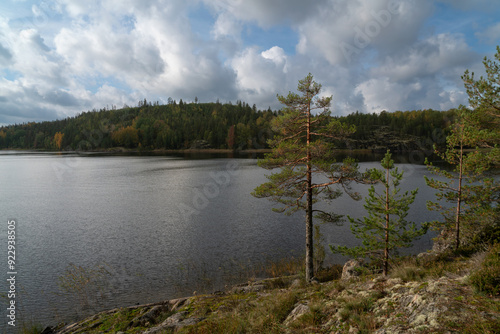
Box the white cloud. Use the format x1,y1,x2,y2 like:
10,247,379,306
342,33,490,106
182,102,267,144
476,22,500,44
0,0,496,125
354,33,476,113
355,73,469,114
261,46,288,70
231,46,288,107
354,76,463,113
296,0,433,66
203,0,325,27
53,0,238,103
372,33,476,82
212,11,242,40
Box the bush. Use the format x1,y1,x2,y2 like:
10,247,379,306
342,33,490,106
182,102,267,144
469,243,500,295
471,220,500,248
315,264,343,282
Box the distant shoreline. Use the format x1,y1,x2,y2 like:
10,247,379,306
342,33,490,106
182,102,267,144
0,147,272,153
0,148,377,155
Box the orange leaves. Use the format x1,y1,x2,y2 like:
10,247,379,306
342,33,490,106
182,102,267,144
53,132,64,150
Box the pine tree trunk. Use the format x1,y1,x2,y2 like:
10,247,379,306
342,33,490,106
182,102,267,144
384,166,389,276
455,142,464,251
305,93,314,282
306,170,313,281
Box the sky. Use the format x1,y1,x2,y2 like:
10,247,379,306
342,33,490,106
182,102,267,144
0,0,499,126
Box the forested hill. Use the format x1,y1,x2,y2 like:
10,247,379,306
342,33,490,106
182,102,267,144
0,100,458,152
0,100,277,151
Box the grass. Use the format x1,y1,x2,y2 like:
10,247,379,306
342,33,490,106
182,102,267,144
389,262,426,282
289,303,325,329
469,243,500,295
258,256,305,278
388,248,477,281
180,290,298,334
336,290,385,333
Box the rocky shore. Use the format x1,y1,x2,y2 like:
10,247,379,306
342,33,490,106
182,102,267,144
40,248,499,334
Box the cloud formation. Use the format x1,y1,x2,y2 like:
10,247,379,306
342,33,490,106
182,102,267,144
0,0,498,125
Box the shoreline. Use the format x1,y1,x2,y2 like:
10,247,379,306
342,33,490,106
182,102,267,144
0,148,378,155
40,247,500,334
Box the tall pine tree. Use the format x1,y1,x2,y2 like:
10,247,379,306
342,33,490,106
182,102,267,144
425,106,497,250
252,74,361,281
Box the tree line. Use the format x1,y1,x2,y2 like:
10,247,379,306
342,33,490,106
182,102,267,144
0,100,276,151
0,99,459,153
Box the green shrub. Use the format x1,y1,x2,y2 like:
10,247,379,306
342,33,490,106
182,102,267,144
315,264,342,282
471,220,500,247
469,243,500,295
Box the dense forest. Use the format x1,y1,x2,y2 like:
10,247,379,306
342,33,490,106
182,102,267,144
0,98,457,152
0,100,276,151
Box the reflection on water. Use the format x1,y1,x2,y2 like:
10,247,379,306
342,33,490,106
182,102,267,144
0,151,439,329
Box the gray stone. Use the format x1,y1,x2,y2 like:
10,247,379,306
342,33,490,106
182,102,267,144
231,283,265,294
129,304,169,327
310,277,320,284
284,303,310,325
432,228,454,254
290,278,302,289
170,297,188,311
163,311,188,326
349,325,360,333
143,311,205,332
386,278,403,286
341,259,362,280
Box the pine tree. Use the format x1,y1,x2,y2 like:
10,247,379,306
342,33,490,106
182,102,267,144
462,46,500,123
252,74,361,282
461,45,500,165
331,150,425,276
425,106,498,250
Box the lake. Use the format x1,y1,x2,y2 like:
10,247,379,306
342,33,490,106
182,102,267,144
0,151,439,331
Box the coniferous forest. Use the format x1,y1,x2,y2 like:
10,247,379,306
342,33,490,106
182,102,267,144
0,97,458,153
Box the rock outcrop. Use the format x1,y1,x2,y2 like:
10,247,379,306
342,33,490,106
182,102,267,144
341,259,363,280
41,257,499,334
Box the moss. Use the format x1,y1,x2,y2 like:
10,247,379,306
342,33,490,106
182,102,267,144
97,308,145,332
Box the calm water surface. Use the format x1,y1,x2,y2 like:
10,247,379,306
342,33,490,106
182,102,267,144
0,151,438,330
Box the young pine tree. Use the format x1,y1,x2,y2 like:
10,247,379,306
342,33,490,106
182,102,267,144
331,150,426,276
252,73,361,282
